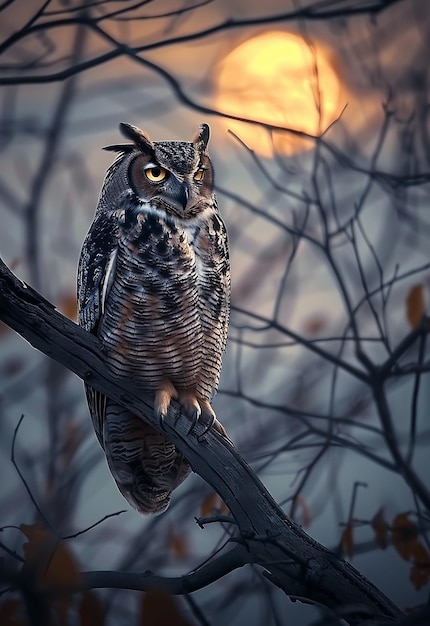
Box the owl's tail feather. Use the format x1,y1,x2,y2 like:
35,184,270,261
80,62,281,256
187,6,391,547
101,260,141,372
103,400,191,514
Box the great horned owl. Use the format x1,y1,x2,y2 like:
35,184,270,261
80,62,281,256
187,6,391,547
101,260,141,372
77,122,230,514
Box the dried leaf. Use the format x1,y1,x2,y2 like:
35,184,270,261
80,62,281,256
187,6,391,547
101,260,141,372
140,589,193,626
410,537,430,565
21,522,80,589
58,292,77,322
200,492,218,517
304,315,326,336
167,529,189,559
341,521,354,560
218,498,229,515
9,257,21,272
0,321,10,336
391,513,417,561
410,563,430,591
371,508,388,550
295,495,311,528
79,591,105,626
409,541,430,591
390,513,430,590
61,422,82,469
406,284,425,329
21,522,55,563
3,358,25,378
0,598,26,626
200,492,229,517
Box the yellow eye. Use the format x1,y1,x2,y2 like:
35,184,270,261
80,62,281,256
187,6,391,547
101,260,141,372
194,167,205,181
144,165,168,182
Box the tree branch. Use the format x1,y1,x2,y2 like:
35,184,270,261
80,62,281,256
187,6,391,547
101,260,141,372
80,542,248,595
0,257,403,625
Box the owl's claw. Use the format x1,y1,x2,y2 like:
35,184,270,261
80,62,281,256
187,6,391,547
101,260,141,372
156,409,167,431
187,413,199,435
198,400,230,442
198,413,215,440
177,390,202,434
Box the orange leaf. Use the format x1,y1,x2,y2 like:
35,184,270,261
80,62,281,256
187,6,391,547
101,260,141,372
391,513,418,561
167,529,189,559
21,522,55,563
140,589,193,626
61,422,82,469
58,292,77,322
295,495,311,528
0,599,26,626
200,492,229,517
218,498,229,515
406,284,425,329
410,537,430,564
3,358,25,378
200,492,218,517
0,321,10,336
79,591,105,626
20,522,80,588
371,508,388,549
304,315,326,336
341,521,354,560
410,563,430,591
409,542,430,590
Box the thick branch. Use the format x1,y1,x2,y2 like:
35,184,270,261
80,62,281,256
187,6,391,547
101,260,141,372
0,257,403,625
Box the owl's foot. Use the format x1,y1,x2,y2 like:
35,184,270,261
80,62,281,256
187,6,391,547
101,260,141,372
154,385,231,443
154,380,178,429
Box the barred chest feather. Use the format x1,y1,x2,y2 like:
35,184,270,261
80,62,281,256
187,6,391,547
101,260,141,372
99,209,206,390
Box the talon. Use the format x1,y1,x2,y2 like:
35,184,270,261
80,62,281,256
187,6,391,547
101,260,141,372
155,409,167,431
199,399,231,442
214,418,233,444
187,411,200,435
198,412,215,440
177,389,201,434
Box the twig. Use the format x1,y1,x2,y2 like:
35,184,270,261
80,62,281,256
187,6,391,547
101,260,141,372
61,510,127,540
11,415,53,531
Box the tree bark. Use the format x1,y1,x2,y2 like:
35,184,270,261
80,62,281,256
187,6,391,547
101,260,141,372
0,257,403,625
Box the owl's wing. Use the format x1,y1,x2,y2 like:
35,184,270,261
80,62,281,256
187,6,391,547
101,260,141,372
197,210,231,398
210,212,231,354
77,212,118,334
77,212,118,443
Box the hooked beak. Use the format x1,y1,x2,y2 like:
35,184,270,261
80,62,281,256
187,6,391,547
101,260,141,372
176,181,189,210
158,178,189,212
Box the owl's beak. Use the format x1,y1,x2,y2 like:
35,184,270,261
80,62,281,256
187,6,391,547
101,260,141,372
175,182,189,211
157,179,189,212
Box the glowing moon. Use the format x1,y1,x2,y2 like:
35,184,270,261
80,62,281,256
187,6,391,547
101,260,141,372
215,31,343,156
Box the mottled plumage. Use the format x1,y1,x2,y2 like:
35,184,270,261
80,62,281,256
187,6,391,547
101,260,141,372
77,122,230,514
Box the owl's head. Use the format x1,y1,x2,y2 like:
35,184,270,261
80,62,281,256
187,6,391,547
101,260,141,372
104,123,215,220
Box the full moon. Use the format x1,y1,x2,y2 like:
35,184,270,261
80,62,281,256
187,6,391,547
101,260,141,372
215,31,343,156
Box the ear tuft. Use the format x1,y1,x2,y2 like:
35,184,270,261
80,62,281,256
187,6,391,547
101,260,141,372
103,143,135,153
193,123,210,151
119,123,153,153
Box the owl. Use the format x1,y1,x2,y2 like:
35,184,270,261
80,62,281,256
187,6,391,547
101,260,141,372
77,122,230,514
